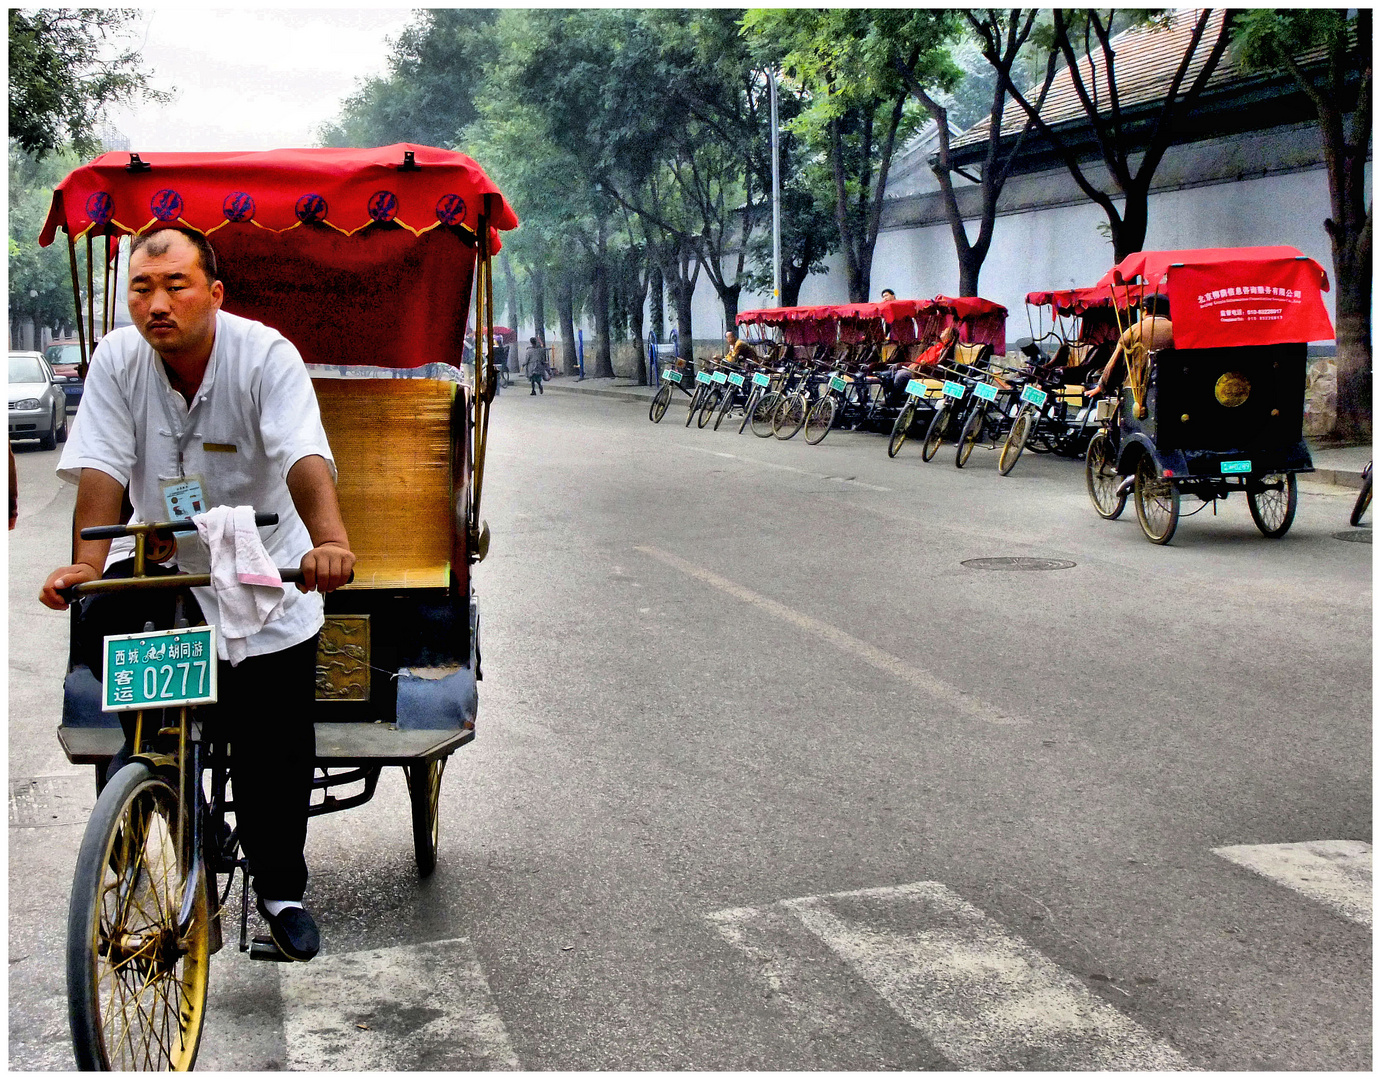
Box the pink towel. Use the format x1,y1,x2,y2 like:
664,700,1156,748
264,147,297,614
193,505,285,665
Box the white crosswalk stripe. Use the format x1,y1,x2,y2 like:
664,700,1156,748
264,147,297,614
278,937,521,1071
708,882,1189,1071
1212,840,1372,928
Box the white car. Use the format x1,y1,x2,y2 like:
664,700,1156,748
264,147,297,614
9,351,68,450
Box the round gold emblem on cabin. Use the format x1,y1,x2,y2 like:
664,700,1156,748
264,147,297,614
1214,372,1251,408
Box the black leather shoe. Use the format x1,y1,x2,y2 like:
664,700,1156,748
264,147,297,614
256,899,320,961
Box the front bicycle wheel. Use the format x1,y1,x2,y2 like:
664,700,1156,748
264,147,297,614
998,409,1034,475
685,385,705,427
407,757,446,877
697,387,722,428
649,383,672,423
921,401,951,462
887,402,915,458
774,393,807,441
1247,473,1298,538
750,391,780,438
713,386,736,431
68,762,210,1071
804,396,837,444
956,405,983,468
1085,432,1126,520
1350,464,1371,526
1134,454,1180,544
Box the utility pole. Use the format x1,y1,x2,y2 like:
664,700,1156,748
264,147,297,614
769,69,782,308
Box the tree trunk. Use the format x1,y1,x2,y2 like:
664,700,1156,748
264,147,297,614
720,283,741,335
781,264,807,308
499,251,520,333
629,264,649,385
531,264,547,345
1112,185,1151,261
649,264,664,341
557,269,578,375
591,224,614,378
1332,217,1372,439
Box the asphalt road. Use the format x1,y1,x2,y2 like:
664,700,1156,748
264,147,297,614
8,392,1372,1070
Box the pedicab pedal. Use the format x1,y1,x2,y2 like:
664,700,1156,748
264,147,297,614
249,937,294,962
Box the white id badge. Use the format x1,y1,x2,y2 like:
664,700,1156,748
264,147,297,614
161,474,207,521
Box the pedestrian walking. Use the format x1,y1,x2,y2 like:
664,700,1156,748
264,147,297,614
523,337,547,395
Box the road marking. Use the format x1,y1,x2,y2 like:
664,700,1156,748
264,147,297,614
687,446,891,491
634,545,1027,725
279,937,521,1070
710,883,1189,1071
1212,840,1372,928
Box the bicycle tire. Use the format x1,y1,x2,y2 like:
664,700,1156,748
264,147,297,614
955,405,983,468
697,387,722,428
737,389,759,434
774,393,807,441
998,409,1034,475
1134,454,1180,544
887,402,915,458
713,385,736,431
407,757,446,877
804,396,837,445
68,761,210,1071
685,385,704,427
750,391,780,438
1247,473,1298,539
1085,432,1126,520
921,401,951,462
649,383,672,423
1350,466,1372,526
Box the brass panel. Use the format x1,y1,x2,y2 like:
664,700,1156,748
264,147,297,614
316,616,371,702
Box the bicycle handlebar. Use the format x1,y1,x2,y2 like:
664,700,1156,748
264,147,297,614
60,565,354,602
79,512,279,542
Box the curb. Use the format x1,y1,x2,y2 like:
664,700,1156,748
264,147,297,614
1307,467,1365,490
543,383,650,405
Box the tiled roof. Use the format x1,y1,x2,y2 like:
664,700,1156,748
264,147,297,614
952,9,1246,150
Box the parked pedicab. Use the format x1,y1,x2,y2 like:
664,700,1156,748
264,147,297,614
40,144,518,1068
1084,246,1331,543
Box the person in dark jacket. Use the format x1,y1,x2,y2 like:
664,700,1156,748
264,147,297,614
523,337,547,394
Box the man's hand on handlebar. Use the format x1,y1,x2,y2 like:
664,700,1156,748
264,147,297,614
297,542,355,594
40,562,103,611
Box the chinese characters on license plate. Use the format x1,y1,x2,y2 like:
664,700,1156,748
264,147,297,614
942,381,965,399
1020,384,1048,407
974,382,998,402
663,369,682,383
1221,460,1253,474
695,371,712,385
729,373,745,387
905,379,926,397
829,376,847,392
103,627,218,711
712,371,728,384
752,372,771,387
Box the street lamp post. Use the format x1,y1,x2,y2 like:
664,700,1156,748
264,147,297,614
769,69,782,308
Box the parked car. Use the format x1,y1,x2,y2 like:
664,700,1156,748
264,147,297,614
9,351,68,449
43,339,86,409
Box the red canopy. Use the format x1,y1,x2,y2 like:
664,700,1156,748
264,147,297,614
932,295,1007,353
40,145,519,369
1096,247,1334,347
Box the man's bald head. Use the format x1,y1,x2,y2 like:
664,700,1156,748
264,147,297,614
130,227,220,285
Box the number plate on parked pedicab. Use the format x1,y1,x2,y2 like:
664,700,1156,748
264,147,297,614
1220,460,1252,475
663,369,682,384
103,627,218,712
942,381,965,399
829,376,847,393
905,379,926,397
752,372,771,387
1020,385,1048,408
729,373,745,387
695,371,712,385
974,382,998,402
712,371,728,384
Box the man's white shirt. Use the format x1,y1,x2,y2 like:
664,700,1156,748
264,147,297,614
59,310,336,659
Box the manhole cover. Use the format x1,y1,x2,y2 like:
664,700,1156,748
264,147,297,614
961,557,1076,571
10,775,93,828
1333,529,1372,544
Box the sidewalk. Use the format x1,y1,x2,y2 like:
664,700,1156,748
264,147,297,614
541,375,1371,489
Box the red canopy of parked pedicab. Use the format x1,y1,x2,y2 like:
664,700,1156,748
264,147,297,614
40,144,519,369
932,295,1007,354
1095,246,1334,348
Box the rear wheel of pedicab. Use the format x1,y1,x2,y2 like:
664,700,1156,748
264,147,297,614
956,405,983,468
1085,432,1126,520
713,386,736,430
68,761,210,1071
804,396,836,444
407,757,446,877
774,393,807,441
998,409,1034,475
685,385,705,427
649,384,672,423
1247,472,1298,539
750,391,780,438
887,402,915,458
697,387,722,429
1134,454,1180,544
921,401,951,462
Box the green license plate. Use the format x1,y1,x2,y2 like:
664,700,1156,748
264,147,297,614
942,380,965,399
729,373,745,387
829,376,847,392
1221,459,1252,474
104,627,218,712
905,379,926,397
664,369,682,384
752,372,770,387
1021,384,1048,407
712,371,728,384
695,371,711,385
974,382,998,402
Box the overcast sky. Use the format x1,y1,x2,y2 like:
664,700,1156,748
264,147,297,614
101,8,421,152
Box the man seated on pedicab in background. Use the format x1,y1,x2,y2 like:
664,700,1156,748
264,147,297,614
40,226,355,963
715,328,759,368
1085,293,1173,402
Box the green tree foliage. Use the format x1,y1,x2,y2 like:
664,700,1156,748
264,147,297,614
8,8,166,159
9,143,89,339
1234,8,1371,440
